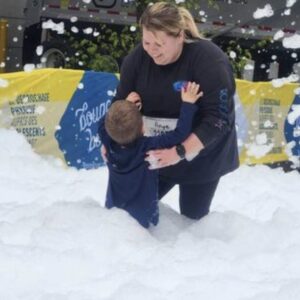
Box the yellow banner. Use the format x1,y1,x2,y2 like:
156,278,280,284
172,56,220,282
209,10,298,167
0,68,119,168
235,79,300,165
0,69,299,168
0,69,83,162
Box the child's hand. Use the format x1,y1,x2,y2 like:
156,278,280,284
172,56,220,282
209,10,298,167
181,82,203,103
126,92,142,110
101,145,108,163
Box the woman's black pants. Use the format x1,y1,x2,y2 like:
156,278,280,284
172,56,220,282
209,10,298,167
158,178,220,220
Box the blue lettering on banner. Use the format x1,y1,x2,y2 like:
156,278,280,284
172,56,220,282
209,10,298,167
55,71,119,169
284,95,300,157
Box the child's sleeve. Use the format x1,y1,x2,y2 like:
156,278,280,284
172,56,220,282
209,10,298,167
98,115,109,146
143,103,197,151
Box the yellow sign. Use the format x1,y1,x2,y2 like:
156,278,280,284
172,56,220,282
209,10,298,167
0,68,119,169
235,79,299,165
0,69,299,168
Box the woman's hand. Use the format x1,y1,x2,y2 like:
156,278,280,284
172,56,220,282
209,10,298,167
145,147,181,169
145,133,205,169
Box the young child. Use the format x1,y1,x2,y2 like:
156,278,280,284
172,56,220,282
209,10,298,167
98,82,202,228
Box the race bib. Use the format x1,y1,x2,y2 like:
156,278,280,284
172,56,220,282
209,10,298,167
143,116,178,137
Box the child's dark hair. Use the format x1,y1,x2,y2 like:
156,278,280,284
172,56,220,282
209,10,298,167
105,100,143,145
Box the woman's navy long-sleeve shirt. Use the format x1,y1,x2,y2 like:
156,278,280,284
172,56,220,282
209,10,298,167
116,39,239,184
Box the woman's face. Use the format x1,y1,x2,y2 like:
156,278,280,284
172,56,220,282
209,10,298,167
142,28,184,65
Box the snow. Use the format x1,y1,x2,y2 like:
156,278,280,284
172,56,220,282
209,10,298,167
294,87,300,95
291,53,298,58
36,46,44,56
35,106,46,115
253,4,274,19
273,30,285,41
71,26,79,34
245,133,274,158
130,26,136,32
244,64,254,71
23,64,36,72
83,28,93,35
70,17,78,23
271,74,299,88
42,20,65,35
229,51,237,59
283,34,300,49
287,104,300,125
286,0,297,8
0,78,9,88
0,128,300,300
77,83,84,90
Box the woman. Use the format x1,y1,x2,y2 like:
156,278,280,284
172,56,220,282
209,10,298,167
114,2,239,220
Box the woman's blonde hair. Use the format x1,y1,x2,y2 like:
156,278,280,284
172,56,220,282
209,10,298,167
139,2,202,41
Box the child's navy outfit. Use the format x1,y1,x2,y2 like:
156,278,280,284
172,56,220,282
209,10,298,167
98,102,197,228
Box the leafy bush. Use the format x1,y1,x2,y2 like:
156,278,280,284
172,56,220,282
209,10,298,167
65,24,140,73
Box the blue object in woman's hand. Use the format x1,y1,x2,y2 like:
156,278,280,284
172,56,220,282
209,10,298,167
173,81,188,92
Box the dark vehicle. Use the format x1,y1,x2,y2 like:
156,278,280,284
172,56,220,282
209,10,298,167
0,0,299,81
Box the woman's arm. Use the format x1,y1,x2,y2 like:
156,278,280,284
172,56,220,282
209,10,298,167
146,132,204,168
183,133,205,160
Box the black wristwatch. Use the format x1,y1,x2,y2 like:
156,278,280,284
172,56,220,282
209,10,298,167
175,144,186,160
